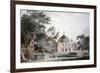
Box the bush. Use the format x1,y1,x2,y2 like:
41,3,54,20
68,52,77,56
57,53,77,57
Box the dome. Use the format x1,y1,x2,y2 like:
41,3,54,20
58,34,69,42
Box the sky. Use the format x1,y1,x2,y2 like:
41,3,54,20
21,10,90,42
45,11,90,42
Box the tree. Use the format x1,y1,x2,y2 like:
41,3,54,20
21,10,59,59
21,10,59,61
21,10,51,61
47,26,59,40
21,10,51,47
76,34,89,51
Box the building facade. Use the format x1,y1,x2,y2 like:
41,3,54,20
57,35,77,53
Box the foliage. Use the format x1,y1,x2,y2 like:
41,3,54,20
47,26,59,40
21,10,50,46
21,10,58,53
76,34,89,51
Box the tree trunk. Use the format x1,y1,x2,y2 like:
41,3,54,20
21,50,27,62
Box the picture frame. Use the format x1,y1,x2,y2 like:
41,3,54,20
11,0,97,73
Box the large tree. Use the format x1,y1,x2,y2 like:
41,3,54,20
21,10,52,61
21,10,59,61
21,10,51,47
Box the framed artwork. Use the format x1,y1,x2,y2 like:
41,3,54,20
11,0,97,73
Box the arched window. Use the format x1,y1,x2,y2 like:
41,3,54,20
66,44,67,46
65,48,67,51
62,48,64,52
69,44,70,46
69,48,70,51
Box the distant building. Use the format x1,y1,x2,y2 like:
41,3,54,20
57,34,77,53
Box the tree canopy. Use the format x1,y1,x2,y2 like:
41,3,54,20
21,10,59,53
76,34,89,51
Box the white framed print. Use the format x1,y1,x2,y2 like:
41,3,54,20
11,0,97,73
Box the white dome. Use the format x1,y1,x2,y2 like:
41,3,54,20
58,35,69,42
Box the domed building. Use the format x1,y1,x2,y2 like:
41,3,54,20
57,34,77,53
